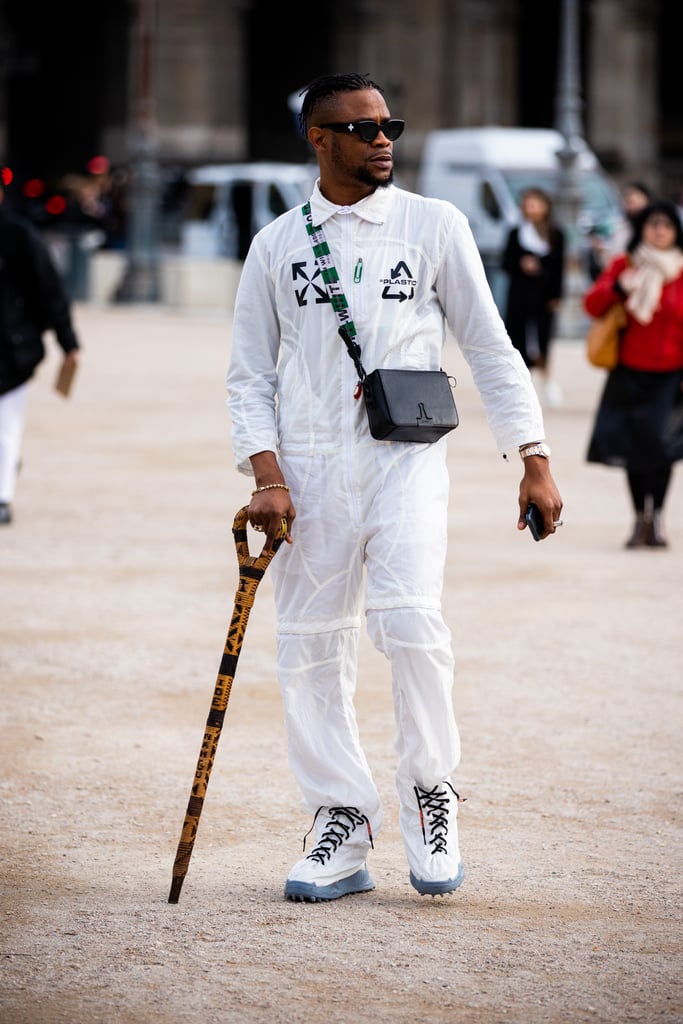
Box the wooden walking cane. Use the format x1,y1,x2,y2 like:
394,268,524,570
168,505,287,904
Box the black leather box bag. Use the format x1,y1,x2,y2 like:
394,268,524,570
362,367,458,442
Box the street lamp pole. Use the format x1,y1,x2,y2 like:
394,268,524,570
554,0,585,338
115,0,161,303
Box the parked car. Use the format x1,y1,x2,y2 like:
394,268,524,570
416,127,621,306
179,162,318,260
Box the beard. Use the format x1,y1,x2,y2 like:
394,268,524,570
357,166,393,189
331,137,394,190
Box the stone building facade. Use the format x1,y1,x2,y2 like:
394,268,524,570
0,0,680,201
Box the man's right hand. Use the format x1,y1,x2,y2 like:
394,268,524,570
248,450,296,551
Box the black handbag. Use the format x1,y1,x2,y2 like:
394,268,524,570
362,367,459,442
337,325,458,443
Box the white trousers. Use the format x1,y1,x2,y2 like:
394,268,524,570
271,441,461,836
0,384,29,503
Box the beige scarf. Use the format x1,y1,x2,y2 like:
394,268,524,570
619,243,683,324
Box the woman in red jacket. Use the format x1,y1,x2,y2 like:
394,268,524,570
585,200,683,548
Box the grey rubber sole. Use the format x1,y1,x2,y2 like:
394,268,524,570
409,862,465,896
285,867,375,902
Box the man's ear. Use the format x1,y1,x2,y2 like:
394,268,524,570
307,127,326,155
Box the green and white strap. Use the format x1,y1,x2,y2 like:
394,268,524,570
302,202,367,389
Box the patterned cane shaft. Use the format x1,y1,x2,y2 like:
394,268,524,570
168,507,286,903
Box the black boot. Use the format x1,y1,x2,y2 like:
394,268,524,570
625,513,649,549
646,509,668,548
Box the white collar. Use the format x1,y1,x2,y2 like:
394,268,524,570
309,179,393,226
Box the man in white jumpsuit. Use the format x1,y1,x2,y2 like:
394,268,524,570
226,73,563,902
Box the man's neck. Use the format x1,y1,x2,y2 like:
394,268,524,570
318,178,377,207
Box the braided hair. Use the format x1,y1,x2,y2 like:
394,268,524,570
298,73,384,136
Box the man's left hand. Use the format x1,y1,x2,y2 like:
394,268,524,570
517,457,563,540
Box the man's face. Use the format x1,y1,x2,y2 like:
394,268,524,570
311,89,396,193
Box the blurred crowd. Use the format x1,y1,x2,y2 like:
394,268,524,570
4,155,191,256
499,180,683,549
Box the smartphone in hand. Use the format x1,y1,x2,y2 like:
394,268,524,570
525,503,544,542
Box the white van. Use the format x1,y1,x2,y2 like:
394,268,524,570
417,127,621,303
180,162,318,260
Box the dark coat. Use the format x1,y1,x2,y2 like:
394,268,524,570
502,224,565,368
0,206,79,395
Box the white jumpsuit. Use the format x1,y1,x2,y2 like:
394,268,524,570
227,183,545,836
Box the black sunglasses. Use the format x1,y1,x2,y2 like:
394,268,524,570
318,119,405,143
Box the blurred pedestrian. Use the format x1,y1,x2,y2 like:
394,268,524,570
502,187,565,408
0,180,81,525
604,181,654,261
585,224,612,283
585,199,683,548
59,172,109,248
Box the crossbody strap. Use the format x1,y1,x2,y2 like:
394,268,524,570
302,202,366,389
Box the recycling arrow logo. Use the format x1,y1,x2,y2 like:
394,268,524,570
381,260,416,302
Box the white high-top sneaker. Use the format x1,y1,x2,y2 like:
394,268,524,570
401,780,465,896
285,806,375,902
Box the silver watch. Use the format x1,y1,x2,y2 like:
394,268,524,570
519,442,551,460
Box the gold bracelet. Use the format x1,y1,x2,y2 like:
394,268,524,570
251,483,290,496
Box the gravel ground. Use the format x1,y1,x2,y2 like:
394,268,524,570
1,303,681,1024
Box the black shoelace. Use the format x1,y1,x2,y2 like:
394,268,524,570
414,781,463,855
302,806,374,865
